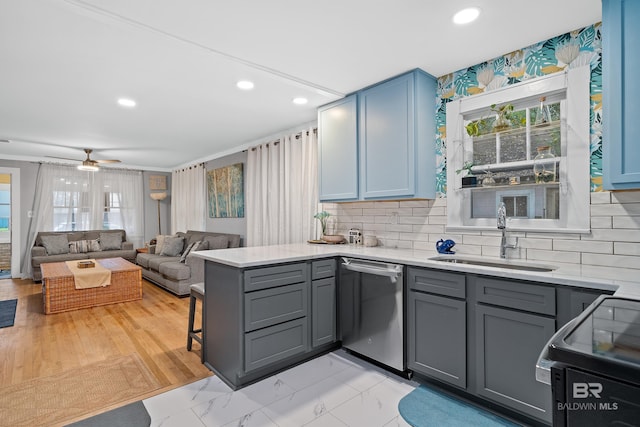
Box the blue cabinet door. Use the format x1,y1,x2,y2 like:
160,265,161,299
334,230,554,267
603,0,640,189
318,95,358,201
359,73,415,199
359,70,436,199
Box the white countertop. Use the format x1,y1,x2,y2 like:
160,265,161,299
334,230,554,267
192,243,640,299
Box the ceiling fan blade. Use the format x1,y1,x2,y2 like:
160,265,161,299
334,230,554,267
94,159,121,164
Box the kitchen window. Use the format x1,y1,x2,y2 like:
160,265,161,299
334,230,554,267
446,65,591,232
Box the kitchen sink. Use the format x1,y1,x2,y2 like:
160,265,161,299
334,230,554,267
429,256,556,272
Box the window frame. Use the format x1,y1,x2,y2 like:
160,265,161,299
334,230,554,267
446,66,591,233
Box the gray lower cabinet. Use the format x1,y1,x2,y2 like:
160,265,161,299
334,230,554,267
245,317,308,372
475,304,555,423
204,258,337,389
312,277,336,347
408,291,466,388
556,287,611,327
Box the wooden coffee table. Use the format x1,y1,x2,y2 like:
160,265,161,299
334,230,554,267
40,257,142,314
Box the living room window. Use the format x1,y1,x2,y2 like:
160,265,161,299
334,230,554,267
445,65,591,233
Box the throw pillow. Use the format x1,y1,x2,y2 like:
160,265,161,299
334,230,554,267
99,232,123,251
179,242,197,263
69,239,102,253
41,234,70,255
160,236,185,257
154,234,173,255
88,239,101,252
190,240,208,252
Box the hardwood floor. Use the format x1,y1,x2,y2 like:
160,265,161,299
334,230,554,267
0,277,211,421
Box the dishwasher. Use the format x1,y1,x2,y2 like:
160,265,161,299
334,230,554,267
339,257,406,373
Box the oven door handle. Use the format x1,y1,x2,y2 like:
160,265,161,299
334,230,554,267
535,315,581,385
341,258,403,282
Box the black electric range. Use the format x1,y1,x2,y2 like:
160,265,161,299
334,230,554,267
546,296,640,426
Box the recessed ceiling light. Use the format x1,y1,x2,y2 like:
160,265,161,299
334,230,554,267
292,97,308,105
117,98,136,108
237,80,254,90
453,7,480,25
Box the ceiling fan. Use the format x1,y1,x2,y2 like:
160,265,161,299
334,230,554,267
47,148,121,171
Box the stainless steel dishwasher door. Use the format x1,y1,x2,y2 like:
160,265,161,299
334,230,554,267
339,258,404,372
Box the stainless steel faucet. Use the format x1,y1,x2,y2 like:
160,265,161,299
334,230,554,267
497,202,518,258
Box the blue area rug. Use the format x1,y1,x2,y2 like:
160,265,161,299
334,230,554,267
0,298,17,329
398,385,520,427
65,401,151,427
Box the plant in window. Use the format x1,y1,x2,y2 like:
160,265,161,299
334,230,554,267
456,161,475,177
456,162,477,188
490,103,515,132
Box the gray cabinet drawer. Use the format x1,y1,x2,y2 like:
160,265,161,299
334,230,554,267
244,282,308,332
475,276,556,316
408,267,465,298
311,259,336,280
244,263,308,292
244,318,308,372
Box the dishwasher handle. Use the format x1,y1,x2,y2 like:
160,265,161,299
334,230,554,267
341,257,403,282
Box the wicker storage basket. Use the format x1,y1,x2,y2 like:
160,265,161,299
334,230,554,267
41,258,142,314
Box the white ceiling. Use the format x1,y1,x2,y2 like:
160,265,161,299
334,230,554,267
0,0,602,171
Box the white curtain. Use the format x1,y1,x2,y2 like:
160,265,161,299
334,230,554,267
247,128,318,246
22,164,144,278
171,163,206,233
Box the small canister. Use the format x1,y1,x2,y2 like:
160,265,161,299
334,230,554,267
363,235,377,247
348,228,362,245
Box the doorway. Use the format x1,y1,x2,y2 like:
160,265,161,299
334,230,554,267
0,168,20,279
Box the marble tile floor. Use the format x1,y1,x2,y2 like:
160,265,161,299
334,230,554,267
143,349,418,427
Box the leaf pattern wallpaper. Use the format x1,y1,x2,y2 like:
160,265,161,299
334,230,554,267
436,23,602,196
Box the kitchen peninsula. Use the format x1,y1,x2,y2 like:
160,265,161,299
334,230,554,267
193,243,640,423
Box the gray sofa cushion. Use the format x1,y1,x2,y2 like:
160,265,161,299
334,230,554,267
100,232,123,250
32,253,90,267
159,262,191,281
204,235,230,250
160,236,184,256
148,255,181,272
41,234,70,255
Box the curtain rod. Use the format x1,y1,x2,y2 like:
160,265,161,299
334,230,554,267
174,162,205,172
247,128,317,152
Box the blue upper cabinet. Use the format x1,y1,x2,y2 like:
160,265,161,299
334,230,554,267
318,69,436,202
603,0,640,189
318,95,359,201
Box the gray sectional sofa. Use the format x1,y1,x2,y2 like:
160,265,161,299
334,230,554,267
31,229,136,281
136,230,241,296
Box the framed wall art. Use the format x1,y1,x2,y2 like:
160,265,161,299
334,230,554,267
207,163,244,218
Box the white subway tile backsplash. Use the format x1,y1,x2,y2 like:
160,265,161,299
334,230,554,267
518,238,553,250
386,224,415,233
591,216,613,229
591,203,640,216
611,191,640,204
399,200,429,208
590,192,611,204
614,242,640,256
581,253,640,270
584,228,640,242
462,235,502,246
328,190,640,269
527,249,581,264
553,239,613,254
613,216,640,229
